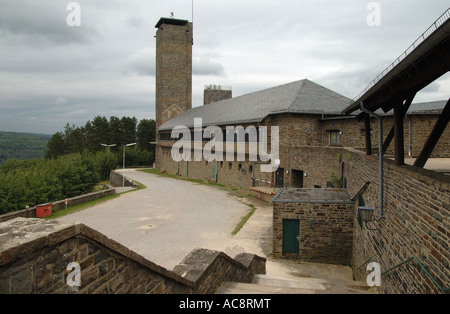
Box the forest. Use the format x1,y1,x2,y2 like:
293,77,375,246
0,116,156,214
0,131,50,164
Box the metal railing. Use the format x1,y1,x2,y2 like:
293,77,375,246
357,255,450,293
352,8,450,101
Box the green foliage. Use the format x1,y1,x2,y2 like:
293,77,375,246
0,115,156,215
0,131,50,164
328,169,342,188
44,116,156,167
0,150,117,215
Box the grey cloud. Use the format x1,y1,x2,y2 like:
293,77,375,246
122,48,156,76
193,58,225,76
0,0,97,46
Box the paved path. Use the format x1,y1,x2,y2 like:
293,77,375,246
57,169,358,286
56,169,267,270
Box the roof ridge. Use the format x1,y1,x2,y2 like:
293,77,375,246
286,79,306,113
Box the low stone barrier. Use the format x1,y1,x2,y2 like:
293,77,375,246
0,189,115,223
109,170,139,188
0,218,266,294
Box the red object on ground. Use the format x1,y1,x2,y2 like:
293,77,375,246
36,203,52,218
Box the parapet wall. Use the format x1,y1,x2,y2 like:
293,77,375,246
0,189,115,223
344,148,450,294
109,170,139,188
0,218,265,294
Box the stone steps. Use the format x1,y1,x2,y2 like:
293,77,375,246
216,274,375,294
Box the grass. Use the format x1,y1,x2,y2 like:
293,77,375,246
46,180,146,219
231,204,257,235
46,194,120,219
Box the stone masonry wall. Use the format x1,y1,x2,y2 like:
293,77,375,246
155,112,449,191
344,148,450,294
321,114,450,158
272,199,354,265
0,218,265,294
0,189,115,223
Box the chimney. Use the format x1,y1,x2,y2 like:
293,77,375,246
203,85,232,105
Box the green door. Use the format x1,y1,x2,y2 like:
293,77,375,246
212,164,216,180
283,219,300,255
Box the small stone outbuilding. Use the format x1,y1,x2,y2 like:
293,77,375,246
272,188,354,265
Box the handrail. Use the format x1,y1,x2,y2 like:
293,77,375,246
352,8,450,101
382,256,450,293
357,256,376,271
358,256,450,292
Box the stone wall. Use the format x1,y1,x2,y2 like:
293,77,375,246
321,114,450,158
272,189,354,265
204,86,232,105
155,112,449,191
0,218,265,294
344,148,450,294
109,170,139,188
0,189,115,223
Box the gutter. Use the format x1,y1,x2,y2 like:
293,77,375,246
360,102,385,219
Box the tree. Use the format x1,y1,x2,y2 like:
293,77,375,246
120,116,138,146
45,132,65,159
137,119,156,152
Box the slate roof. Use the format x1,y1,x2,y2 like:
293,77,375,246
158,79,352,131
346,100,449,117
406,100,448,115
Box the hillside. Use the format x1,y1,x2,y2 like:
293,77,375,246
0,131,50,163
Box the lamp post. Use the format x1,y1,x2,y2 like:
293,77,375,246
101,144,116,179
123,143,136,186
101,143,116,156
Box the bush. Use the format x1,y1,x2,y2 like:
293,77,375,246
0,150,116,215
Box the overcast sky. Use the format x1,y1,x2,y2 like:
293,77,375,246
0,0,449,134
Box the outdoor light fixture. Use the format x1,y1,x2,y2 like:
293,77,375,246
358,206,380,231
123,143,137,187
101,143,116,156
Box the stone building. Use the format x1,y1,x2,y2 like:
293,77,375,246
203,85,232,105
272,188,354,265
153,17,449,191
153,15,450,294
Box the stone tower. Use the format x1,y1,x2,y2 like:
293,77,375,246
203,85,232,105
155,17,193,128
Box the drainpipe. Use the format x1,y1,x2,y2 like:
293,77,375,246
360,102,385,219
405,114,412,157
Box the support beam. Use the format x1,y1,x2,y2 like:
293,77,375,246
364,116,372,155
414,98,450,168
394,100,405,165
382,128,394,156
382,93,416,156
